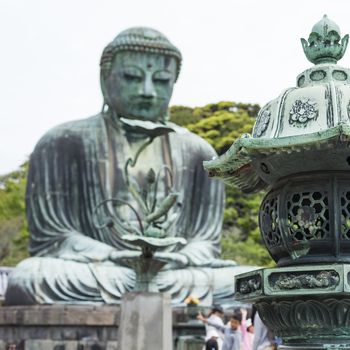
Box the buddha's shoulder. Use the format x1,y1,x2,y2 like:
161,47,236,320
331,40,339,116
36,114,103,145
168,122,217,157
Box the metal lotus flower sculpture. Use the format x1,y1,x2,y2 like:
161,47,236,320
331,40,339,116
301,15,349,65
93,119,186,291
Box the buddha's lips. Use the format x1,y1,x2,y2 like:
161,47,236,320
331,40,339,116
136,101,154,109
130,97,166,108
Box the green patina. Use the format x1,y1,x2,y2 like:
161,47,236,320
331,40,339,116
302,15,349,65
205,16,350,349
6,27,252,306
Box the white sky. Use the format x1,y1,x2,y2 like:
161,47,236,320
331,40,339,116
1,0,350,175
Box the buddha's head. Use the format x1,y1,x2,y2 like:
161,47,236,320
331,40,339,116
100,27,182,122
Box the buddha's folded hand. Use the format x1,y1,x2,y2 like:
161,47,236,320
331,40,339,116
209,258,237,268
56,235,116,263
153,252,189,270
109,250,142,262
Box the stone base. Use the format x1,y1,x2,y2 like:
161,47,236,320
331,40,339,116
1,340,118,350
0,304,206,350
117,292,172,349
235,264,350,349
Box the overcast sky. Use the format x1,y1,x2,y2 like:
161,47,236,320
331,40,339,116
1,0,350,175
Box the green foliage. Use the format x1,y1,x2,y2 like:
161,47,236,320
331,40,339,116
170,101,274,267
0,164,29,266
168,106,198,126
221,186,273,267
171,102,260,155
0,101,273,267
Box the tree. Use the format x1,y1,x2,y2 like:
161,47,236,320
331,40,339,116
170,101,273,267
0,163,29,266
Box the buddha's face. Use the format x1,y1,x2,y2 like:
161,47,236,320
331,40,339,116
103,51,177,121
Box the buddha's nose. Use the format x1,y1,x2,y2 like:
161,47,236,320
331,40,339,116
140,75,156,98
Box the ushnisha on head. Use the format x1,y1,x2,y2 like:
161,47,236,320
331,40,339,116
100,27,182,122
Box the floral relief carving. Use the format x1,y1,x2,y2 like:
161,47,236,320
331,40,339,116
255,108,271,137
273,270,340,290
238,275,262,294
289,98,318,126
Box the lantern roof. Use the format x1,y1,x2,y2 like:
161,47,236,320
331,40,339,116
204,16,350,193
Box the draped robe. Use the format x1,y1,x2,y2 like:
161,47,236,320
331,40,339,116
6,113,252,305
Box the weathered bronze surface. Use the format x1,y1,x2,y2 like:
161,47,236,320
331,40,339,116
205,16,350,349
5,27,251,306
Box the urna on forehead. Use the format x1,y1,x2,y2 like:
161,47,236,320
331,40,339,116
100,27,182,80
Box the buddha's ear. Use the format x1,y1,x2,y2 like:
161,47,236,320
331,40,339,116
100,72,110,108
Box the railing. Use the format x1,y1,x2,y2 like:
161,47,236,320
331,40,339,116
0,267,13,297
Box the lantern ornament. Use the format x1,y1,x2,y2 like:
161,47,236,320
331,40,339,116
205,15,350,349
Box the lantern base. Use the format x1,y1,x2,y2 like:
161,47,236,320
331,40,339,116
235,264,350,348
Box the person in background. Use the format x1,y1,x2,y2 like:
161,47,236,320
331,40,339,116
205,336,219,350
198,311,242,350
205,305,225,349
252,312,276,350
243,318,254,350
6,344,16,350
236,308,254,350
246,319,254,334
